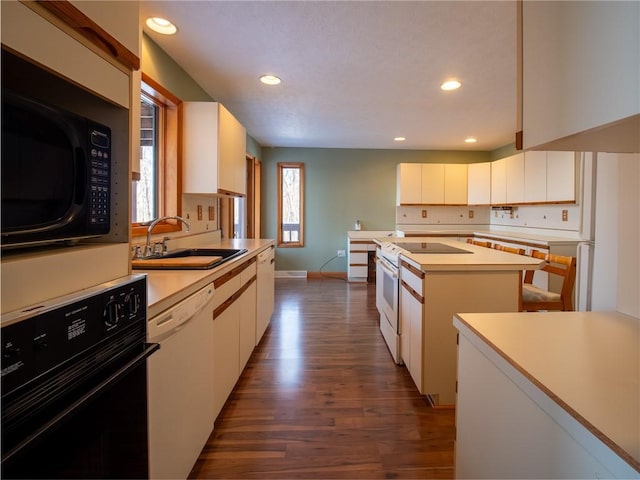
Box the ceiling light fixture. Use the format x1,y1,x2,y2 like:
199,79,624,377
146,17,177,35
464,137,478,144
260,75,281,86
440,80,462,91
394,137,406,142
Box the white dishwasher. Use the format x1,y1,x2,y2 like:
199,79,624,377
148,282,215,480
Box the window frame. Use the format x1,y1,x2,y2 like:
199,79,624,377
277,162,305,248
132,74,183,238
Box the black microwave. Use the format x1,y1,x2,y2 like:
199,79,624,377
1,89,111,249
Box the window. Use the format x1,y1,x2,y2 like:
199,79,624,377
132,75,181,237
277,162,304,247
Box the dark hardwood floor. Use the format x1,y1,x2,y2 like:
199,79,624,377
190,277,455,479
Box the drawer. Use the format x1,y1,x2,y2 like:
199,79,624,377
348,266,368,278
401,262,424,295
349,252,368,265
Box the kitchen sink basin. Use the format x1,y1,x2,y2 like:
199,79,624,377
131,248,248,270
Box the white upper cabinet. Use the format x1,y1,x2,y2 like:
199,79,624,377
505,153,525,204
491,158,507,205
524,151,547,202
444,164,468,205
397,163,467,205
546,151,575,203
397,163,423,205
1,1,135,108
421,164,445,204
183,102,247,196
521,1,640,152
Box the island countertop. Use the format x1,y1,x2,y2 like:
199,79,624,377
376,238,544,272
454,310,640,474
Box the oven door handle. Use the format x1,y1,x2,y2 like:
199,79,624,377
377,256,398,278
2,342,160,465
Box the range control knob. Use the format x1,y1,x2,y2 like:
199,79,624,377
125,293,141,317
104,300,121,328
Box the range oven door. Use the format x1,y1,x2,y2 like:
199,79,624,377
376,253,399,331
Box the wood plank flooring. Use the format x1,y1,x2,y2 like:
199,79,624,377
189,278,455,479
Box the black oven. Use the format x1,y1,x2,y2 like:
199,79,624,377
1,275,158,479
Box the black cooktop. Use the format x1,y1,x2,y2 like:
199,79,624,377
396,242,473,254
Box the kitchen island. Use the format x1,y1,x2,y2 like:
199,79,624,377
454,311,639,478
379,238,543,406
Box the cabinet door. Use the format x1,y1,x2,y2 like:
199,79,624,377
546,151,575,202
400,283,423,392
467,162,491,205
522,1,639,151
491,158,507,205
396,163,422,205
524,151,547,202
421,164,445,204
444,164,468,205
218,104,247,195
182,102,220,194
239,280,257,371
256,250,275,345
505,153,525,204
212,301,240,419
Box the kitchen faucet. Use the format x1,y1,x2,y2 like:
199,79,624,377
140,215,190,259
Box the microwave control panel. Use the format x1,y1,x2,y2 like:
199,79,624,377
88,127,111,232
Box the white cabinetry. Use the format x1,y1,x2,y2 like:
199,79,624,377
421,164,445,204
397,163,467,206
399,257,522,406
467,162,491,205
211,257,257,419
505,153,525,204
444,164,468,205
490,158,507,205
396,163,422,204
524,151,576,203
183,102,247,196
521,1,639,152
256,246,275,345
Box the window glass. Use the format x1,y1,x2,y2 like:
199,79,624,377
277,163,304,247
133,95,158,223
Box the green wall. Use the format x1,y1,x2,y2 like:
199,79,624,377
261,148,490,273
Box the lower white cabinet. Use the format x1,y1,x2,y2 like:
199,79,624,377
400,262,425,390
211,257,258,419
256,246,275,344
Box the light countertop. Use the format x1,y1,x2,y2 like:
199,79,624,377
378,238,544,272
396,226,583,246
136,238,274,318
454,311,640,473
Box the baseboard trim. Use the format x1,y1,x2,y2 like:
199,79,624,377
307,272,348,280
275,270,307,278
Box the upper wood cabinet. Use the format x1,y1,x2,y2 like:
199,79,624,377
524,151,547,203
521,1,639,152
546,151,575,203
505,153,525,204
467,162,491,205
397,163,467,206
182,102,247,196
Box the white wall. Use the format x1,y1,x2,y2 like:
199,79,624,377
591,153,639,317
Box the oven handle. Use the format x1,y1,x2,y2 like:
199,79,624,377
377,256,399,278
2,342,160,465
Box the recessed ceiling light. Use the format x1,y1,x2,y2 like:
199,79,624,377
464,137,478,144
394,137,406,142
146,17,177,35
441,80,462,91
260,75,281,86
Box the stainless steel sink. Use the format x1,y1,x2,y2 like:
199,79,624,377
132,248,248,270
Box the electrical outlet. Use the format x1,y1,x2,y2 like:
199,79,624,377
337,250,346,257
562,209,568,221
468,210,474,219
421,209,427,218
197,205,203,220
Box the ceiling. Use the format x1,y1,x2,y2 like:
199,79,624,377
139,1,518,151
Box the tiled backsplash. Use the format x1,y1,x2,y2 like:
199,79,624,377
397,203,581,232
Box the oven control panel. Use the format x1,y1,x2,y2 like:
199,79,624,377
1,275,147,398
